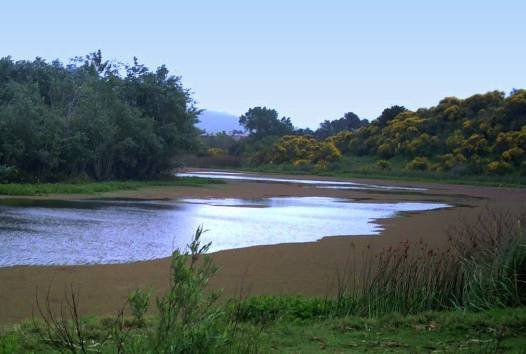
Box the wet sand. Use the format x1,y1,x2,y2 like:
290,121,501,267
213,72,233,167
1,171,524,324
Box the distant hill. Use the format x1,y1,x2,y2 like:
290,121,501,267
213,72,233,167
197,110,244,134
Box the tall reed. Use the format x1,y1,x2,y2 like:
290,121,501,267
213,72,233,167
335,208,526,317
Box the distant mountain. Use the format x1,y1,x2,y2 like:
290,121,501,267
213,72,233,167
196,110,244,134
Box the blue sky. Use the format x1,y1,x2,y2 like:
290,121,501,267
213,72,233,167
1,1,524,128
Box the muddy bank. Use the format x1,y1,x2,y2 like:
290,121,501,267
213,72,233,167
0,172,524,324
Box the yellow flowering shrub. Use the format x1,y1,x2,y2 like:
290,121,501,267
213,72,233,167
406,157,430,171
487,160,513,175
207,148,225,157
269,135,341,165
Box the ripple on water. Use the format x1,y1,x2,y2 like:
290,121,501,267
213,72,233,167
0,197,448,267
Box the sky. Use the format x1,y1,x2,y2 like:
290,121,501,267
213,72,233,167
1,1,525,128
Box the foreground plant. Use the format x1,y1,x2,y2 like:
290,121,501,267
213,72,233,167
329,208,526,318
28,226,256,353
147,225,228,352
450,208,526,310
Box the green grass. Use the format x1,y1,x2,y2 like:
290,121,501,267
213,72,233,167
241,155,526,187
0,177,224,196
258,307,526,353
2,306,525,353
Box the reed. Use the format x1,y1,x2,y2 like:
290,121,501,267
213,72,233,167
331,208,526,317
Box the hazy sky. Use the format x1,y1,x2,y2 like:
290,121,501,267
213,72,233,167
1,1,524,128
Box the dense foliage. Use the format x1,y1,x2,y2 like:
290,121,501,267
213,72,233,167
224,90,525,176
346,90,526,174
0,52,199,182
238,106,293,139
315,111,368,139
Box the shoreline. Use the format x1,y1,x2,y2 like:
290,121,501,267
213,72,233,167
1,171,524,324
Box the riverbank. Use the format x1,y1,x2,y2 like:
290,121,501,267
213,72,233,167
0,171,525,324
0,176,223,196
240,161,526,187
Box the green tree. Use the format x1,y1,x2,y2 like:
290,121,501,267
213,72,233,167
315,112,367,139
239,107,294,138
375,105,407,127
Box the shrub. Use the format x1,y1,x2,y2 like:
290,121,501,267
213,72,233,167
405,157,429,171
429,163,442,172
231,295,330,324
292,159,314,172
377,143,395,159
376,160,391,170
270,135,319,164
501,147,525,164
206,148,226,157
128,289,151,326
326,131,353,154
313,142,341,163
292,159,311,167
487,160,513,175
149,226,227,352
0,165,18,183
31,227,257,353
438,153,456,170
314,160,329,172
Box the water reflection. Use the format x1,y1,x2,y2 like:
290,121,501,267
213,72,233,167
0,197,448,267
176,171,426,191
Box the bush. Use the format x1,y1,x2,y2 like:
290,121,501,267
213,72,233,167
292,159,314,172
207,147,226,157
487,160,513,175
377,143,395,159
183,155,243,168
31,227,257,353
231,295,330,324
502,147,525,164
313,142,341,163
326,131,353,154
0,165,18,183
149,226,228,352
405,157,429,171
376,160,391,170
128,289,151,326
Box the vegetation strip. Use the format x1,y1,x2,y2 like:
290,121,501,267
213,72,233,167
0,177,223,196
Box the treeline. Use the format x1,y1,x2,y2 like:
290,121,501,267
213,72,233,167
201,90,526,176
0,51,199,182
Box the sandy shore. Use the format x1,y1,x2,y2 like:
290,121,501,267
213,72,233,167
1,171,524,324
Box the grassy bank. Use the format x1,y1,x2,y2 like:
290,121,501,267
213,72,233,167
0,177,224,196
2,306,525,353
240,155,526,187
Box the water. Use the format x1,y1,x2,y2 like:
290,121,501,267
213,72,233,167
176,171,427,191
0,197,448,267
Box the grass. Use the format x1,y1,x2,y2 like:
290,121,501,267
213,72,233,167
2,307,526,353
257,307,526,353
0,177,224,196
240,155,526,187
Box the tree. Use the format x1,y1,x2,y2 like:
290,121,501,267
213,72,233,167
0,52,199,182
239,107,294,138
375,105,407,127
315,112,367,139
